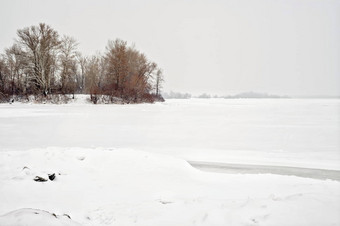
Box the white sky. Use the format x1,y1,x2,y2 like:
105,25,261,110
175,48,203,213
0,0,339,96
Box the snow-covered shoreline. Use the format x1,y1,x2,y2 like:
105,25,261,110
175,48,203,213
0,98,339,225
0,147,339,226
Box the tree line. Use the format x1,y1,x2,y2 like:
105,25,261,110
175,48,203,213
0,23,164,103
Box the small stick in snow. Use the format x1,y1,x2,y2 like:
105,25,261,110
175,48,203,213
33,176,48,182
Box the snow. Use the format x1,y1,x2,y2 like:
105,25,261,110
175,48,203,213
0,97,339,170
0,208,81,226
0,97,340,225
0,148,339,226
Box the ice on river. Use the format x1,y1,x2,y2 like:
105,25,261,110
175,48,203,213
0,97,339,225
0,97,339,170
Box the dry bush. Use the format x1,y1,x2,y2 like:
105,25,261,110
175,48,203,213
0,92,10,103
33,94,71,104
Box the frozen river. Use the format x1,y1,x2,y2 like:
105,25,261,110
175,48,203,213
1,97,340,225
0,97,339,170
189,161,340,181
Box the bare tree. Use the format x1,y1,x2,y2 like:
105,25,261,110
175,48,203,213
104,41,160,102
77,54,88,93
4,44,28,96
85,55,102,102
155,68,164,96
59,36,79,97
16,23,60,96
127,50,157,101
0,56,10,99
105,39,129,97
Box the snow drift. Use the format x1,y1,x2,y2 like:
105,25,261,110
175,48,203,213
0,208,81,226
0,148,339,226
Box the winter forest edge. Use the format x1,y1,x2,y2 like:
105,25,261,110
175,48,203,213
0,23,165,104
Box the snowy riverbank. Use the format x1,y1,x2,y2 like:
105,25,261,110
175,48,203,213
0,98,339,225
0,147,339,226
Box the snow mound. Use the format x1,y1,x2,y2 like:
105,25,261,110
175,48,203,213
0,208,81,226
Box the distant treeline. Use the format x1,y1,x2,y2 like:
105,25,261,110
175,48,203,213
163,91,289,99
162,91,192,99
221,92,289,99
0,23,164,103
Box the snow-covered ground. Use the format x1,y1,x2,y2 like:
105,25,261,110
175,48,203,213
0,97,339,225
0,148,339,226
1,97,339,169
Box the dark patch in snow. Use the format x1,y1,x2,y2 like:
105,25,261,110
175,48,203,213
63,214,71,219
159,200,173,205
77,156,86,161
33,176,48,182
48,173,56,181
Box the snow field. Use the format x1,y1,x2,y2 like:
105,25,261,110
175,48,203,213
0,208,81,226
0,98,339,170
0,97,339,225
0,148,339,226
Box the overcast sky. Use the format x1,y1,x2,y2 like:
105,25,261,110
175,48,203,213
0,0,339,96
